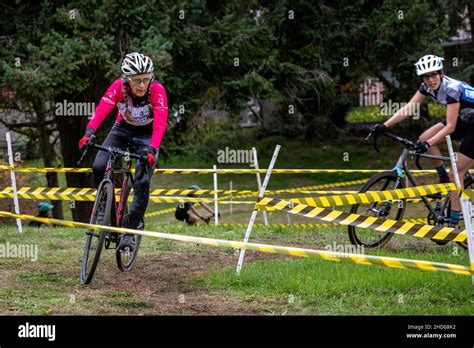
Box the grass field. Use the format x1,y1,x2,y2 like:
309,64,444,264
1,134,473,315
0,217,472,315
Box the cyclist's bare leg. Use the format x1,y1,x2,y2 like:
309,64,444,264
449,152,474,211
186,214,199,225
418,123,445,167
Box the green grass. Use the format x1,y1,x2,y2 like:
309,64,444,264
110,299,154,309
346,106,384,123
194,250,474,315
2,133,472,315
345,102,446,123
0,220,473,315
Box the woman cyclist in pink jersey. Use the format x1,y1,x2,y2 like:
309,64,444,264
78,52,168,250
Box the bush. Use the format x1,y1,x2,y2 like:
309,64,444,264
428,101,445,119
346,106,384,123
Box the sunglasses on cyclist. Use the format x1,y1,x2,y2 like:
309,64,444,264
127,75,153,85
421,72,440,81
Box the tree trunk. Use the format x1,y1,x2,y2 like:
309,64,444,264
56,115,94,222
36,110,64,220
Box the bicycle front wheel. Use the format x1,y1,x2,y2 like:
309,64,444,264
80,182,114,284
348,171,406,248
116,181,142,271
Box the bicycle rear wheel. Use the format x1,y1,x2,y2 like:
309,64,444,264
348,171,406,248
80,182,114,284
116,181,142,271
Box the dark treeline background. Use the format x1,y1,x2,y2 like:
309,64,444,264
0,0,473,221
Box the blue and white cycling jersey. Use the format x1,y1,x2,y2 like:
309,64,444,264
418,75,474,123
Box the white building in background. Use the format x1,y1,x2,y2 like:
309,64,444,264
358,78,386,107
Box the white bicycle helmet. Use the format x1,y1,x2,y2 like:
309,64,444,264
121,52,154,76
414,55,444,76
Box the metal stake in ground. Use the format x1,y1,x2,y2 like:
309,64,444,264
447,135,474,284
6,132,22,233
236,144,281,276
252,147,268,226
213,164,218,225
229,181,233,214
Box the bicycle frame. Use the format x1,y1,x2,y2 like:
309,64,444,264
385,131,472,223
116,160,134,227
101,152,136,229
393,148,448,219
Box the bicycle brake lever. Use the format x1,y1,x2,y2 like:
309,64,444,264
77,135,96,166
372,133,380,153
365,131,380,152
77,151,87,167
415,153,422,170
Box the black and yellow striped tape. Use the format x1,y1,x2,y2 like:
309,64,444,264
218,219,427,229
226,173,428,200
0,210,469,276
289,183,457,208
257,197,467,242
0,187,97,201
0,181,452,209
222,179,371,200
462,190,474,200
0,165,441,175
0,186,361,198
0,187,255,204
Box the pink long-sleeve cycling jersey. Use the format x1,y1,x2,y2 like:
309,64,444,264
86,78,168,151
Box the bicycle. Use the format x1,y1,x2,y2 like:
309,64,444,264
78,135,149,284
348,130,470,250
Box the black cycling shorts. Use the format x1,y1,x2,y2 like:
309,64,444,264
442,119,474,159
175,208,189,222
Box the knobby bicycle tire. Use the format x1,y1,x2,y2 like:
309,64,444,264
348,171,406,248
116,181,142,271
80,182,114,284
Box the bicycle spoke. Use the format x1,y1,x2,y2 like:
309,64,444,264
349,172,404,248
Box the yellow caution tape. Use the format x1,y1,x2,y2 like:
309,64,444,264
0,188,255,204
218,219,427,228
0,210,469,276
0,165,442,175
462,190,474,200
144,207,176,218
289,183,457,208
257,197,467,242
